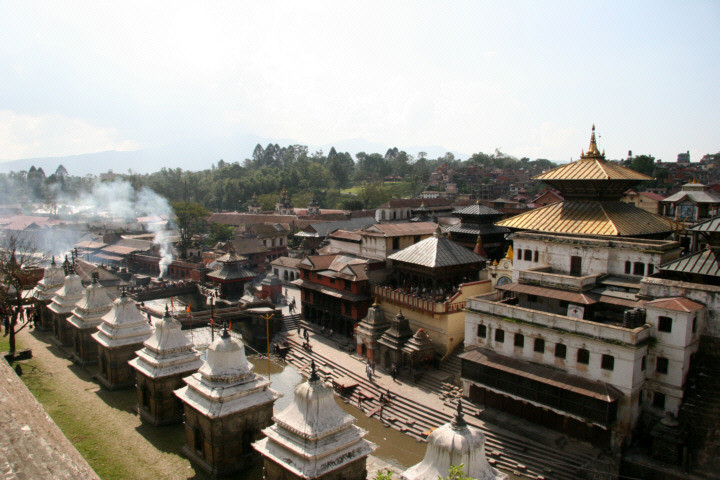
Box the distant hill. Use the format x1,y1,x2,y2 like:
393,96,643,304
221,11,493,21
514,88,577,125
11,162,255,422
0,134,467,176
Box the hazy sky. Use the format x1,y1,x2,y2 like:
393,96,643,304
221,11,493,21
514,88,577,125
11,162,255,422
1,1,718,164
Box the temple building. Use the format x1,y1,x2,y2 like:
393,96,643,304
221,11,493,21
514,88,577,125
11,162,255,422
306,193,321,216
376,311,414,370
248,193,262,214
47,264,85,347
129,306,202,425
662,182,720,224
461,127,682,450
275,187,294,215
401,402,507,480
253,361,375,480
31,257,65,331
206,248,256,298
67,273,113,365
446,201,509,260
174,326,279,477
92,291,153,390
355,300,391,361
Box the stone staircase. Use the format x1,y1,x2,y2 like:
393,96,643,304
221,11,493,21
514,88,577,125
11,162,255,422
280,313,303,333
281,328,603,480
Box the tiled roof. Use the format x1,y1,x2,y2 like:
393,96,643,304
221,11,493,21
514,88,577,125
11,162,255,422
378,198,452,208
270,256,302,268
660,248,720,277
388,232,486,267
329,230,362,241
363,222,437,237
497,200,672,236
304,217,376,237
645,297,704,312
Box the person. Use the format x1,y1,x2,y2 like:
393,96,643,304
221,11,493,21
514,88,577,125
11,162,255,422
366,363,373,382
391,363,399,382
304,329,310,342
370,360,376,375
3,315,9,336
297,325,301,336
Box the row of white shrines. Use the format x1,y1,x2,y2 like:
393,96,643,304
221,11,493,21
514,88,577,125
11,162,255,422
32,258,506,480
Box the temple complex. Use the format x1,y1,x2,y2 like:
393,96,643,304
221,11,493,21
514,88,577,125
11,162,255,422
47,264,85,347
92,291,153,390
401,402,507,480
253,361,375,480
174,326,279,477
129,306,202,425
67,273,113,365
31,257,65,331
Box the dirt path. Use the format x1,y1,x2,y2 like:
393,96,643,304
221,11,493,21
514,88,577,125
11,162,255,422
17,327,212,480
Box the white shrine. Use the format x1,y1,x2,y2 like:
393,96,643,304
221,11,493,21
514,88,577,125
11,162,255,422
92,291,153,390
129,306,203,425
31,257,65,331
253,360,376,480
47,264,85,347
174,325,279,477
402,402,507,480
67,274,113,365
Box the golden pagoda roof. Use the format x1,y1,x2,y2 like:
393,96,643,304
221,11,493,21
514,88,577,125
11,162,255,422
534,126,651,182
497,200,673,236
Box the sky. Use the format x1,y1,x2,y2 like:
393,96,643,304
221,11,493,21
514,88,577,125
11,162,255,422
1,1,719,165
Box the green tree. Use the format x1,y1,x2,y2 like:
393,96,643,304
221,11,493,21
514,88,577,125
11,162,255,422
628,155,656,177
207,223,235,245
171,201,210,259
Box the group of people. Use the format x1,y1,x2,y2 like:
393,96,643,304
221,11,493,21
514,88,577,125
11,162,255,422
2,306,39,336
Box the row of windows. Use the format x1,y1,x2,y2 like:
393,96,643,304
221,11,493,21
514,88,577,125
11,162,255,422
624,260,654,276
516,248,539,262
477,325,615,370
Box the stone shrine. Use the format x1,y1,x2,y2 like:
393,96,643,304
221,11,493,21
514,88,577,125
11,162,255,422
355,299,390,362
92,291,153,390
31,257,65,331
402,402,507,480
376,311,414,370
47,264,85,347
129,306,202,425
174,326,279,477
67,273,113,365
253,360,375,480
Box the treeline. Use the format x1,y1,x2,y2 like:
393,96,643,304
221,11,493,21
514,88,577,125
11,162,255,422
1,144,557,213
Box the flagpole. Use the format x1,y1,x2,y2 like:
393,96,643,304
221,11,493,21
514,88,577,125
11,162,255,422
262,312,274,385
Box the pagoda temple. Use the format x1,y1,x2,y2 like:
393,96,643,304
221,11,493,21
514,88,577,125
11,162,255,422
129,306,202,425
47,263,85,347
248,193,262,214
402,328,436,369
376,311,414,370
275,187,294,215
307,193,321,216
355,300,390,361
446,201,509,259
92,291,153,390
253,360,375,480
402,402,507,480
31,257,65,331
207,248,256,298
174,326,279,477
67,273,113,365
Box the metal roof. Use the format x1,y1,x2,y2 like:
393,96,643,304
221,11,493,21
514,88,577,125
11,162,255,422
663,187,720,204
446,224,510,235
452,203,503,217
305,217,376,237
534,158,651,182
496,200,673,236
388,232,486,267
689,216,720,233
659,248,720,277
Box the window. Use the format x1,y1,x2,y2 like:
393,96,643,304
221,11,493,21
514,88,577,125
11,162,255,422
524,250,532,261
555,344,567,359
658,316,672,333
517,249,523,260
653,391,666,409
495,329,505,343
392,238,400,250
559,301,569,309
477,324,487,338
534,338,545,353
633,262,645,276
641,355,646,371
533,250,539,262
647,264,654,275
414,235,421,243
570,256,582,275
601,354,615,371
577,348,590,364
514,333,524,348
656,357,669,374
625,261,632,274
692,316,697,333
329,278,335,284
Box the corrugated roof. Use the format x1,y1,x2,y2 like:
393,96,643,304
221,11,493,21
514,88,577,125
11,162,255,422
690,216,720,233
446,224,510,235
388,231,486,267
663,188,720,204
534,158,651,182
453,203,503,216
363,222,437,237
305,217,376,237
496,200,673,236
659,248,720,277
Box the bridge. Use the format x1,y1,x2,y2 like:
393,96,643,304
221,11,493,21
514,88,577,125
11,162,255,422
128,282,198,302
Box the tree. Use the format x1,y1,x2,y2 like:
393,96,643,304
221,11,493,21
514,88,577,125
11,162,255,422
207,223,235,245
0,233,43,356
628,155,656,177
171,201,210,259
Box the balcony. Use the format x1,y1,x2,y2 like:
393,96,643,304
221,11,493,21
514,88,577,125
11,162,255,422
519,266,603,292
373,285,466,315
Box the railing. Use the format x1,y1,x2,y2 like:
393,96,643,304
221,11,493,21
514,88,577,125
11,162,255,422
373,285,465,315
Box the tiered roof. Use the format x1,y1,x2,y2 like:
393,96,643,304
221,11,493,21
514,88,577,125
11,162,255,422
355,301,390,341
377,311,413,352
174,328,278,418
92,292,152,348
129,307,202,379
253,361,375,478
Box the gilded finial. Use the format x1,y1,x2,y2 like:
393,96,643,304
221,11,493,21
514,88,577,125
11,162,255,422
582,124,603,159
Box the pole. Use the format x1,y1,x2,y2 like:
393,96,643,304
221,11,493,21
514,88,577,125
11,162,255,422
210,297,215,342
262,312,274,385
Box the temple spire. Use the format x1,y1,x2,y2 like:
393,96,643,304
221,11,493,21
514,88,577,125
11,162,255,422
582,124,603,159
